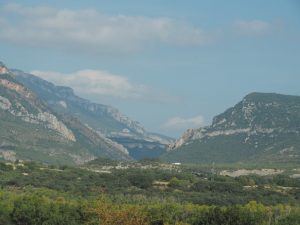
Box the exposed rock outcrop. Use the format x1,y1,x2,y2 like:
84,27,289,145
164,93,300,163
0,62,132,164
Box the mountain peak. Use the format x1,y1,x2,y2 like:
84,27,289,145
243,92,300,103
0,63,132,164
165,92,300,163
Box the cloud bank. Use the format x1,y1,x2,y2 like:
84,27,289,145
0,4,275,54
31,69,177,103
0,3,210,53
161,115,205,131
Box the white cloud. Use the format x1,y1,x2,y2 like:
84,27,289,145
31,69,177,103
161,115,205,131
0,3,211,53
234,20,271,36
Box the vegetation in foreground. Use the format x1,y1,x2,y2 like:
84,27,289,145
0,159,299,225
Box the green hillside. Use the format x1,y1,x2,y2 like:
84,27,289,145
0,64,130,165
163,93,300,164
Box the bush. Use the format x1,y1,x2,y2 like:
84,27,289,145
128,171,154,189
278,214,300,225
10,194,86,225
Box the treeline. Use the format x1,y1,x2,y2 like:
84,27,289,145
1,190,300,225
1,161,300,206
1,161,300,224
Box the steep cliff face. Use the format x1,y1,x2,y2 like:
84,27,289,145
14,70,146,135
0,66,75,142
0,62,130,164
14,70,173,159
164,93,300,163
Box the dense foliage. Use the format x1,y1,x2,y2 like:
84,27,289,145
0,160,300,224
1,190,300,225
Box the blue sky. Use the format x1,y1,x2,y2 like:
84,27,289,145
1,0,300,137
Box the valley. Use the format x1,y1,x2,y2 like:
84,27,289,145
0,62,300,225
1,0,299,223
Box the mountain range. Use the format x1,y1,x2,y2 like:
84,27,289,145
0,62,132,164
0,62,171,164
1,61,300,165
13,69,173,160
163,92,300,164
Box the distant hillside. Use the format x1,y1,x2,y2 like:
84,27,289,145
0,62,130,165
163,93,300,164
14,70,173,159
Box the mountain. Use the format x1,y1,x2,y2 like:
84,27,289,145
163,93,300,164
0,62,130,165
13,70,173,160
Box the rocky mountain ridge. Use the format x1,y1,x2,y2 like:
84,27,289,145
14,70,173,159
0,67,75,142
0,62,130,164
165,93,300,163
14,70,146,136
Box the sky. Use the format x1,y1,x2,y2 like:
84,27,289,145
1,0,300,137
